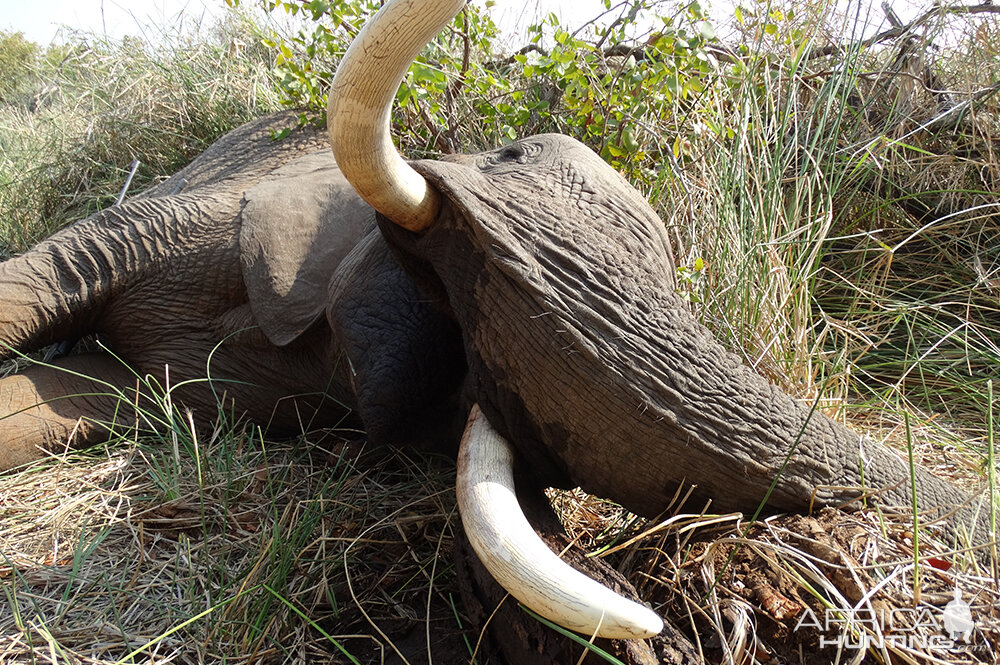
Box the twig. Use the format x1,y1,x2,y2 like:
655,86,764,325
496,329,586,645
443,8,472,150
114,160,140,206
572,0,637,42
486,44,546,69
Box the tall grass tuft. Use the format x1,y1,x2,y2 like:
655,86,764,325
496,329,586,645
0,10,284,254
652,4,1000,474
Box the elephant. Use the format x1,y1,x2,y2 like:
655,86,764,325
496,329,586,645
0,0,993,650
0,111,466,472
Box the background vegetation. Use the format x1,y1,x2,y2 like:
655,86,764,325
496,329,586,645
1,0,998,662
0,11,283,254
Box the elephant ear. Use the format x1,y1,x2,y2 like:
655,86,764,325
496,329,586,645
241,150,376,346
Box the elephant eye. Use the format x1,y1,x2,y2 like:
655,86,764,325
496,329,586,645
499,145,527,162
482,141,541,168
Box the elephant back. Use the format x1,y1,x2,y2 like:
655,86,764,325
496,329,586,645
142,111,330,199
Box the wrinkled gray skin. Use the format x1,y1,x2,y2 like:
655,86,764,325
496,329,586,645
0,112,464,471
0,112,989,547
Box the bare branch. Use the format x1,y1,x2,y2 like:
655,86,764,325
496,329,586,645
881,1,903,29
926,79,1000,132
807,2,1000,60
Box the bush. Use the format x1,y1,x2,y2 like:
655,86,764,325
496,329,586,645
234,0,715,175
0,31,40,105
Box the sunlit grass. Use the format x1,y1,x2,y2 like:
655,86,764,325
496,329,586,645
0,9,283,253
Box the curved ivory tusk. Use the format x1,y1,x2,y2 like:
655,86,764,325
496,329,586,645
456,404,664,640
328,0,466,232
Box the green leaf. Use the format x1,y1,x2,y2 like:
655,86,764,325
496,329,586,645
622,127,639,152
410,61,447,87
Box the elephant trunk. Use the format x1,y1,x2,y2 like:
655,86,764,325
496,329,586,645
327,0,464,232
0,223,111,358
0,194,239,359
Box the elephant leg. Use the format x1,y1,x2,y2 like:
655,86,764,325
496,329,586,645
0,353,140,471
326,230,467,453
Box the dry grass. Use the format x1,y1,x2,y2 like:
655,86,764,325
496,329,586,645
3,430,997,664
630,507,1000,664
0,433,472,664
0,10,283,253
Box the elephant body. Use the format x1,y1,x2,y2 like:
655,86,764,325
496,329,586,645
1,111,987,536
1,107,988,544
0,111,463,470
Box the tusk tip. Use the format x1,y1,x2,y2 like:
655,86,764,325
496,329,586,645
629,608,664,639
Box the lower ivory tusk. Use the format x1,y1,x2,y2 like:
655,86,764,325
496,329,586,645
455,404,664,640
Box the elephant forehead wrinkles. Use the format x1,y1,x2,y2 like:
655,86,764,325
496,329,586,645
468,135,632,209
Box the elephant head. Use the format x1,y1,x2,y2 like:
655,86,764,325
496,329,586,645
325,0,992,640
